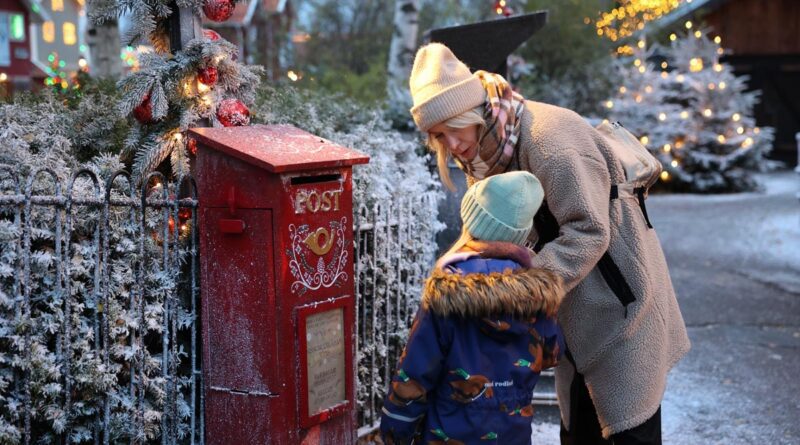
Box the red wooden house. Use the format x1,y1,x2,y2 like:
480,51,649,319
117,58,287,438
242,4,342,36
0,0,49,96
655,0,800,167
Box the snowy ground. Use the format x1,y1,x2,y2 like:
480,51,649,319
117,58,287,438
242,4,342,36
532,171,800,444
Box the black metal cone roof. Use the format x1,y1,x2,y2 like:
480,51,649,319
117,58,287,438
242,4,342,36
425,11,548,75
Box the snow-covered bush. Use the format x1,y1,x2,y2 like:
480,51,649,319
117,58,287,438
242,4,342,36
0,90,195,442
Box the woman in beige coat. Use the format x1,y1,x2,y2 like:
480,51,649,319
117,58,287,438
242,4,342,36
408,43,691,444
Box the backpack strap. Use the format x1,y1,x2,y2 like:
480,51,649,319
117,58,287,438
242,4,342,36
610,185,654,229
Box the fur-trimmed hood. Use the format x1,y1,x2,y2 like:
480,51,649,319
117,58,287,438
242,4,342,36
422,241,564,319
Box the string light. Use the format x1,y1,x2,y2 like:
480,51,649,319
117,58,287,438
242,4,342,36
671,160,679,167
680,111,689,119
732,113,741,121
605,100,614,109
661,72,668,79
708,83,716,90
703,108,713,117
742,137,753,147
638,66,646,73
619,86,627,93
640,136,649,145
689,57,704,72
719,81,726,90
661,61,668,69
694,30,702,38
197,80,210,93
713,63,723,72
736,127,744,134
676,74,685,82
645,85,653,93
714,36,722,44
754,127,761,134
638,40,646,48
658,112,667,121
634,59,642,67
635,94,643,103
670,33,677,41
660,171,670,181
685,20,692,29
717,135,726,143
663,144,672,152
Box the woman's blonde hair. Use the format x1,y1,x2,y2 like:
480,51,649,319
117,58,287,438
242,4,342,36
426,107,486,191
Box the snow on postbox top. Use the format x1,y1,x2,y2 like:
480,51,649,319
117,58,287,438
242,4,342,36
189,124,369,173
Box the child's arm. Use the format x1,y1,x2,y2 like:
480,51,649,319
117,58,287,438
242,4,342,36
380,307,450,445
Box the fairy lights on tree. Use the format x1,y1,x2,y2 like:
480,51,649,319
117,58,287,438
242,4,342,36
588,0,685,55
602,28,775,192
88,0,262,180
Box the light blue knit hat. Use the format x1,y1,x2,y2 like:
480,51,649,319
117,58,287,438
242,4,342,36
460,171,544,245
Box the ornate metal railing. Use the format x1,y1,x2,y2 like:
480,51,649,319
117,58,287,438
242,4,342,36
0,166,201,445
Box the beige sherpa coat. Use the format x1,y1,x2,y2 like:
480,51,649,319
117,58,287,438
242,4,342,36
468,101,691,437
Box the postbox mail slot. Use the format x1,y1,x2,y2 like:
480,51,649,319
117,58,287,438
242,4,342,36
290,173,342,185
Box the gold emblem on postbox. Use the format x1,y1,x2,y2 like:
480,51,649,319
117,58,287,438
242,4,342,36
294,189,342,214
304,227,334,256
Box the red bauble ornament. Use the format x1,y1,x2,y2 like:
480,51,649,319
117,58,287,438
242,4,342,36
202,29,222,41
203,0,235,22
198,66,218,86
133,93,154,124
216,98,250,127
187,137,198,156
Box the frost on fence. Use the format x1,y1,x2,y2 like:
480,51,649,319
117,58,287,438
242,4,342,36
353,192,441,430
0,166,201,445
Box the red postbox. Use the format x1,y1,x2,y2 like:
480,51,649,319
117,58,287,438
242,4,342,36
190,124,369,444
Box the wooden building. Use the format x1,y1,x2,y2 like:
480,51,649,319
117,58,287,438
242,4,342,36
655,0,800,167
29,0,84,78
0,0,49,96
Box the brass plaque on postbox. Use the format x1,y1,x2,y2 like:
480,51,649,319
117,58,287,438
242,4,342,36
305,308,346,416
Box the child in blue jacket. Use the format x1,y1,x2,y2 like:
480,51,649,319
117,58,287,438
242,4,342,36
380,171,565,445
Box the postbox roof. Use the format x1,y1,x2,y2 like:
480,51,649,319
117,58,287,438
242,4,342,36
189,125,369,173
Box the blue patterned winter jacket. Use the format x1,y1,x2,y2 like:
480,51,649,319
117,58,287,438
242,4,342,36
380,244,565,445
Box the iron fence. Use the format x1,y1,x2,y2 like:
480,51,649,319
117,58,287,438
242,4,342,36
353,193,440,435
0,166,440,443
0,166,201,445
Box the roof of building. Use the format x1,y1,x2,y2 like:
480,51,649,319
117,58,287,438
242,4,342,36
20,0,52,24
650,0,730,32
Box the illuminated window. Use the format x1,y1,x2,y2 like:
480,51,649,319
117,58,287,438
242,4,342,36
9,14,25,41
52,0,64,11
63,22,76,45
42,21,55,43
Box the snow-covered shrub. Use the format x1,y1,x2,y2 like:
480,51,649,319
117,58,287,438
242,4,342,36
0,90,195,442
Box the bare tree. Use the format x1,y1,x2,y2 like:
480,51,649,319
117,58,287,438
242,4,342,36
85,1,122,79
386,0,419,109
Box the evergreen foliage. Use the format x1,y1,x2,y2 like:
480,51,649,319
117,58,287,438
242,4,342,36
601,30,776,192
89,0,262,181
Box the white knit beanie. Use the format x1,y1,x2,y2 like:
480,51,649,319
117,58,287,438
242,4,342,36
461,171,544,245
409,43,486,132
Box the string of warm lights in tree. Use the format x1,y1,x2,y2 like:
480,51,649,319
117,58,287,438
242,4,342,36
601,25,771,191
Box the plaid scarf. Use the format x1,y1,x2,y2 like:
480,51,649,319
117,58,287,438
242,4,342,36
454,71,526,179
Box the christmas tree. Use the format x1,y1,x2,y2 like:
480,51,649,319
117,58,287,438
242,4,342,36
602,28,775,192
88,0,263,180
